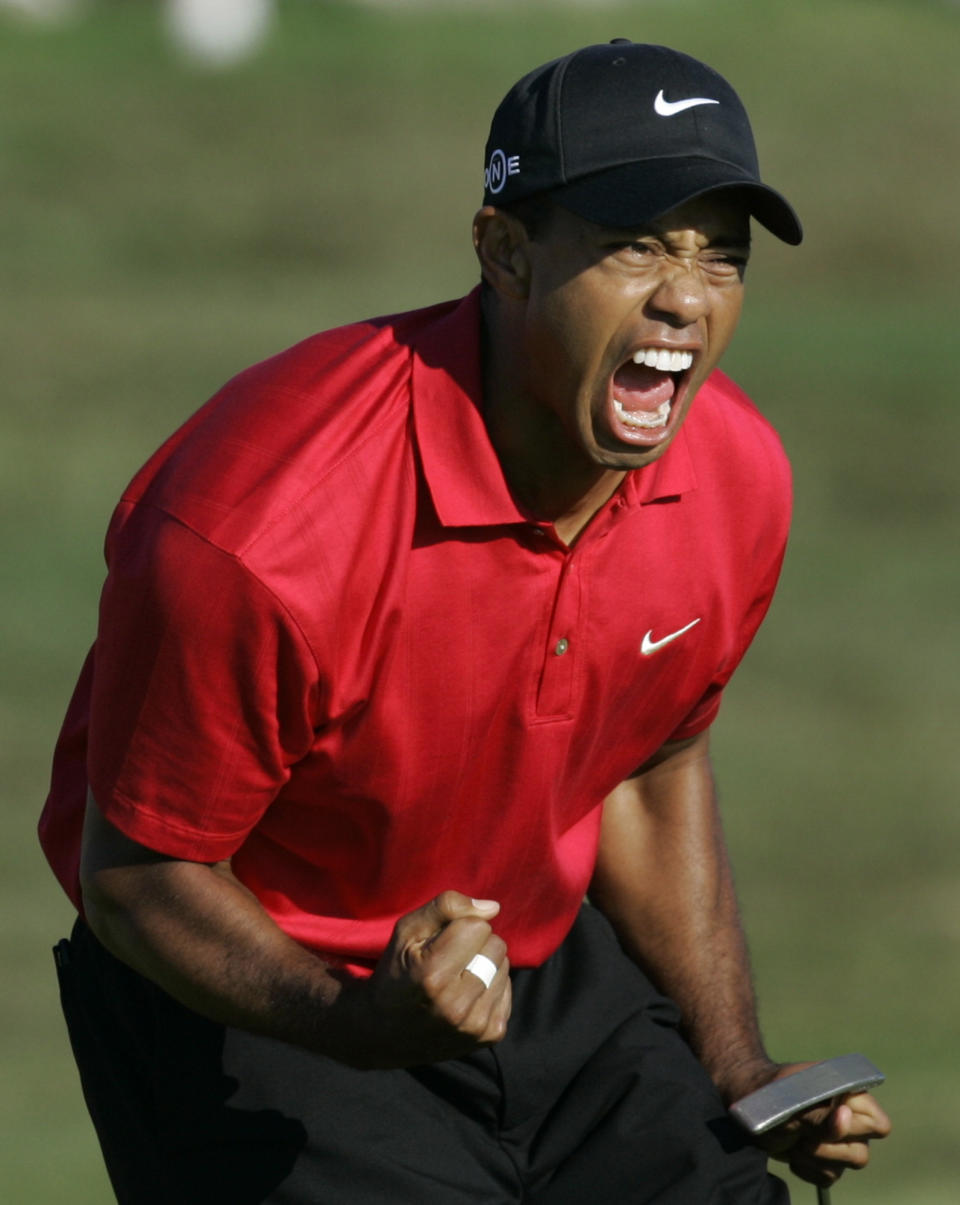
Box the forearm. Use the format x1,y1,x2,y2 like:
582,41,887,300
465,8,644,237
79,793,357,1057
589,735,774,1103
597,849,770,1099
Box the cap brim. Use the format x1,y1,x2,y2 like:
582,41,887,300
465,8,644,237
553,158,803,245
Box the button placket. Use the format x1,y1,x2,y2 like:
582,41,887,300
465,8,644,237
535,556,581,719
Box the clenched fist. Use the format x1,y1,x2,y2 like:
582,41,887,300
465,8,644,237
325,891,512,1069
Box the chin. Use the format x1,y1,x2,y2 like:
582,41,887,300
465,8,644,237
590,426,679,470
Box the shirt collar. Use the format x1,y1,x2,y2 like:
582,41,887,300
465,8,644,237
411,288,698,528
621,421,698,505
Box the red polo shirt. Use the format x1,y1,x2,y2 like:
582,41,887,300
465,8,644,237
40,289,791,971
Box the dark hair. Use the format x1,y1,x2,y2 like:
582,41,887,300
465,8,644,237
495,191,559,240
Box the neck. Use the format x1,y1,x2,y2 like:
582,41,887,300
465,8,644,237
480,291,625,544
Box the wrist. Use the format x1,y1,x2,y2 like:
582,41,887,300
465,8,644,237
707,1053,780,1107
301,969,381,1065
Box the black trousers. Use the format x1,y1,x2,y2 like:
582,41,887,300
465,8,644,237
55,907,789,1204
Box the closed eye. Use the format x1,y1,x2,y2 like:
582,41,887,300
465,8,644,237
702,250,749,280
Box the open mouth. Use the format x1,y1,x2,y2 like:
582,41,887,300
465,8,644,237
610,348,694,442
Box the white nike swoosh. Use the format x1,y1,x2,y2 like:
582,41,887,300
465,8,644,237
641,618,701,655
654,90,719,117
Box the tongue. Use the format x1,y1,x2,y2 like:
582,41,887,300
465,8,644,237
613,362,676,413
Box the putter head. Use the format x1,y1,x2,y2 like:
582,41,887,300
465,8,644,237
730,1054,885,1135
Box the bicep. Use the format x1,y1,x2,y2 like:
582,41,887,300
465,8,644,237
590,729,722,911
80,789,231,929
80,788,175,879
598,730,715,850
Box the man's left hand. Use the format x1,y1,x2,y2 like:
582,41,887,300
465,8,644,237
757,1063,892,1190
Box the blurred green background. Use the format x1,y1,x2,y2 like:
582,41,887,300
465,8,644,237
3,0,957,1200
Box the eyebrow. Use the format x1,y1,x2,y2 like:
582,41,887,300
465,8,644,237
601,219,750,243
711,227,752,244
607,228,752,253
709,234,752,252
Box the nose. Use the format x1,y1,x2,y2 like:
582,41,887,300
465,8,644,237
644,262,710,328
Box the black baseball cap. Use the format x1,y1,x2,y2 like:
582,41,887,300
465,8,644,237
482,41,802,244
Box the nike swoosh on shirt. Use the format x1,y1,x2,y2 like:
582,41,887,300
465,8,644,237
653,90,719,117
640,618,701,656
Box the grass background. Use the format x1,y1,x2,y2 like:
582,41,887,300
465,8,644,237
3,0,958,1199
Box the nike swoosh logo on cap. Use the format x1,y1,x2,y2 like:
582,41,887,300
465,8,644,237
654,90,719,117
640,618,701,655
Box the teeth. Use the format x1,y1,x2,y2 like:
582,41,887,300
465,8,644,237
632,348,693,372
613,398,671,429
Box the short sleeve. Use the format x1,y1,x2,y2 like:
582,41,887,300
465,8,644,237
87,503,319,860
666,474,791,743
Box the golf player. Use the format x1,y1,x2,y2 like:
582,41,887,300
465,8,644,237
41,41,890,1203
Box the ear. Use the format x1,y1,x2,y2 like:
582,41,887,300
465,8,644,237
472,207,532,300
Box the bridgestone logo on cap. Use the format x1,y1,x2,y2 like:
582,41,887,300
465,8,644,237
485,149,520,194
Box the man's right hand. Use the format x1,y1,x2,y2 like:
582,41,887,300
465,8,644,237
330,891,512,1069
